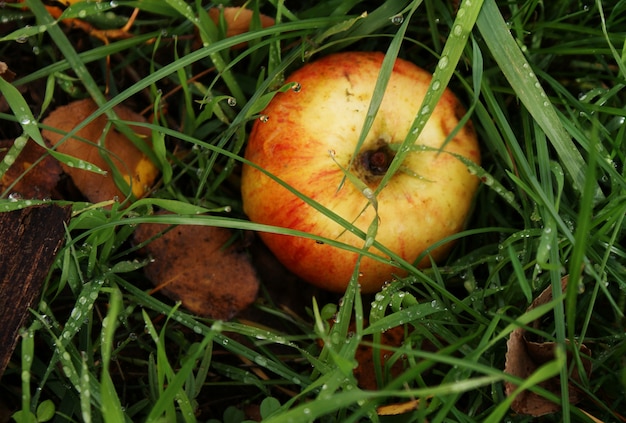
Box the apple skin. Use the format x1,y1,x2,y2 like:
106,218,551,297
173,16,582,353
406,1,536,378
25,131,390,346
241,52,480,293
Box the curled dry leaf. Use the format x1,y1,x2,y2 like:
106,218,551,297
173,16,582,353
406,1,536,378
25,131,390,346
208,7,274,49
504,275,593,416
0,61,16,82
0,138,62,199
133,213,259,320
42,99,158,204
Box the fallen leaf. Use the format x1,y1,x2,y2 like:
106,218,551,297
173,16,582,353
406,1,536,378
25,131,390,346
376,399,421,416
42,99,158,204
504,275,593,416
0,138,63,199
133,212,259,320
0,62,16,82
207,7,274,49
354,324,407,391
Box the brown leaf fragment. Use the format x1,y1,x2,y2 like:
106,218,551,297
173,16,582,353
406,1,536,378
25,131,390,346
377,399,424,416
207,7,274,49
353,324,407,391
133,213,259,320
42,99,158,204
0,138,63,199
0,62,16,82
504,275,593,416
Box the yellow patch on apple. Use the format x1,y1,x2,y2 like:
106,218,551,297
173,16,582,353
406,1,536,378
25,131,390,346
241,52,481,293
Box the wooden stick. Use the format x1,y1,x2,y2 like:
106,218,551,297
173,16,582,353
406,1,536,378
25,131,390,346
0,204,71,379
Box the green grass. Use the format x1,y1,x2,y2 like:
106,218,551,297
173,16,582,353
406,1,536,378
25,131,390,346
1,0,625,421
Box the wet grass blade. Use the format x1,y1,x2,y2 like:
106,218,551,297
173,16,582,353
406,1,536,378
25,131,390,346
476,0,601,200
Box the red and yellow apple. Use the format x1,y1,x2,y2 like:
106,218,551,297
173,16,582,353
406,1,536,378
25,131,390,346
241,52,480,293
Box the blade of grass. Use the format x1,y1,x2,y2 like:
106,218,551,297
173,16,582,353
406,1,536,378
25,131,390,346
476,0,602,200
377,0,484,195
100,286,125,423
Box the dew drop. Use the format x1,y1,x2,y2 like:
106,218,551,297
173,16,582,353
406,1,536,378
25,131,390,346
362,187,375,201
420,105,431,115
78,9,87,18
453,25,463,37
431,80,441,91
390,14,404,25
110,0,118,7
227,97,237,107
8,192,22,201
20,117,31,125
259,115,269,123
543,101,550,107
438,56,449,70
16,35,28,44
291,82,301,92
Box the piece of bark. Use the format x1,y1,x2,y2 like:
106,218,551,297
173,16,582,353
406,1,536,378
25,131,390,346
133,213,259,320
0,204,72,378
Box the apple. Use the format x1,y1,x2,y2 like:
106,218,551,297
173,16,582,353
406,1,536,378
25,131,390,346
241,51,480,293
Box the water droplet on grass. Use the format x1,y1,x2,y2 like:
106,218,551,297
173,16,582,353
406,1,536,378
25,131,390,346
438,56,449,70
227,97,237,106
390,14,404,25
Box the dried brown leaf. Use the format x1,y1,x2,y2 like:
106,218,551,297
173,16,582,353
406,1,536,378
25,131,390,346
0,62,16,82
504,275,593,416
133,213,259,320
42,99,158,204
0,138,62,199
207,7,274,49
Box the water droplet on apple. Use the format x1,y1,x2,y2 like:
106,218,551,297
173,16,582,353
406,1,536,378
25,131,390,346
291,82,301,92
259,114,269,123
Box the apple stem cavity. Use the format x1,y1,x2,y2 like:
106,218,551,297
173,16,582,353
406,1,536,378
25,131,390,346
358,143,395,180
